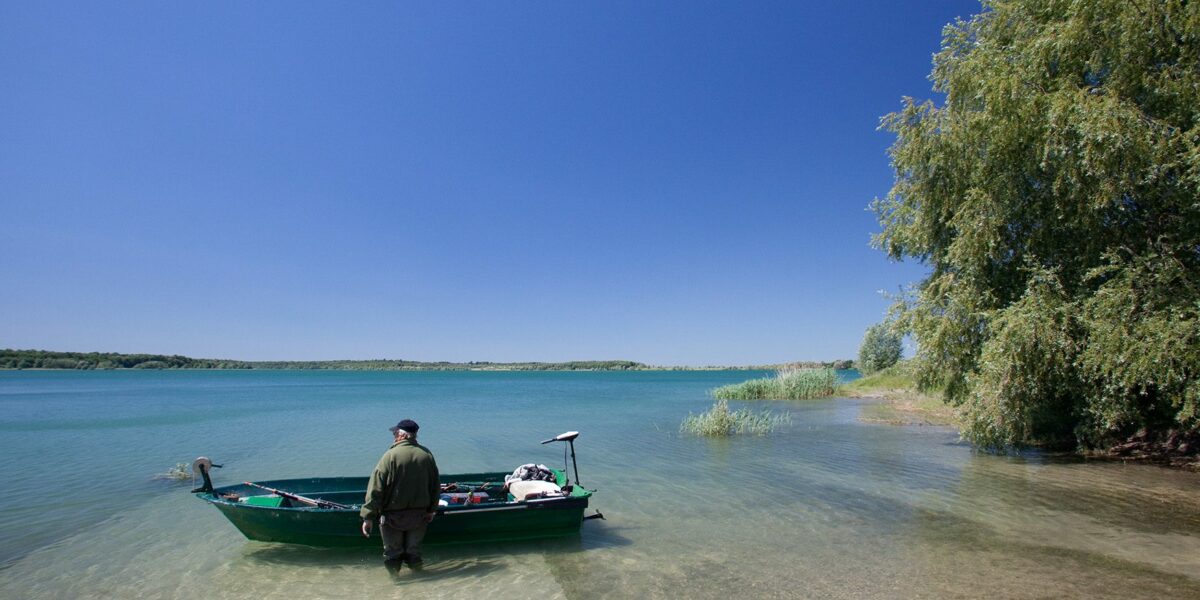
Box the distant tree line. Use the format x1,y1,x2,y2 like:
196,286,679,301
0,349,250,370
0,350,653,371
774,360,855,371
241,359,650,371
2,350,854,372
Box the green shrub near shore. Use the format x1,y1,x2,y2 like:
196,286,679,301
857,323,902,374
712,368,838,400
680,399,790,436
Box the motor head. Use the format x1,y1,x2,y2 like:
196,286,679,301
192,457,213,475
190,456,221,494
540,431,580,444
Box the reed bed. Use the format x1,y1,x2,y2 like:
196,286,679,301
712,368,838,400
680,399,791,436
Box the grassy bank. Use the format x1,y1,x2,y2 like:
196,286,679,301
680,399,790,436
841,363,957,426
712,368,838,400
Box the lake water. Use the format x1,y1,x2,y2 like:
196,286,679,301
1,370,1198,599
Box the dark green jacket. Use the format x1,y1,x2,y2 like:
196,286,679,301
360,439,440,521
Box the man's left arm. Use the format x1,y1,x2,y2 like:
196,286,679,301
425,457,440,522
360,458,389,535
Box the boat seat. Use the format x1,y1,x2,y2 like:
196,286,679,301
243,495,288,508
508,479,563,501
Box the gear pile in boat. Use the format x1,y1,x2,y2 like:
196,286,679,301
504,463,557,484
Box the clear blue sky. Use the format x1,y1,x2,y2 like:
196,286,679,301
1,1,980,365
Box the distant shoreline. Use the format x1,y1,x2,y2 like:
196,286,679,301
1,366,779,372
1,349,854,372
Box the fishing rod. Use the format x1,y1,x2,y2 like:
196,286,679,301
243,481,351,510
440,481,493,492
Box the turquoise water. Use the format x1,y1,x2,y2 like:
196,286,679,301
1,370,1199,599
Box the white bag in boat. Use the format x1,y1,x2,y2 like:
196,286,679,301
504,463,556,485
508,479,565,501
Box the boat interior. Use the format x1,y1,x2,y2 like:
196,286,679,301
218,471,573,510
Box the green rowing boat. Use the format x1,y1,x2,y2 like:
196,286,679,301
193,432,599,547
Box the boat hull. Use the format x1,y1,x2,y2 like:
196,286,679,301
198,473,591,547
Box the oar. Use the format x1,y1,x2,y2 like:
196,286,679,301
243,481,350,509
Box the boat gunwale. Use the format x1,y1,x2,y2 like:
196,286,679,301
197,475,592,514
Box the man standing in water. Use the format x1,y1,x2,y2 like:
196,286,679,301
360,419,440,569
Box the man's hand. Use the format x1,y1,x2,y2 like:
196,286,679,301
361,519,373,538
424,511,436,524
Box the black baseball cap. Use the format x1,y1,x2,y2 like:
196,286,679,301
389,419,419,434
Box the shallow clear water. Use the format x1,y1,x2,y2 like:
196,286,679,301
1,370,1198,599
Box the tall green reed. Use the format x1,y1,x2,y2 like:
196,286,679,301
712,368,838,400
680,399,791,436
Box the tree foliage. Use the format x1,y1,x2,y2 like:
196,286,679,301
874,0,1200,449
857,324,903,375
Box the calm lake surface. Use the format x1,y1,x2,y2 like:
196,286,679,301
1,370,1198,599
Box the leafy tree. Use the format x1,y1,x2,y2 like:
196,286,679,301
857,323,903,375
874,0,1200,449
